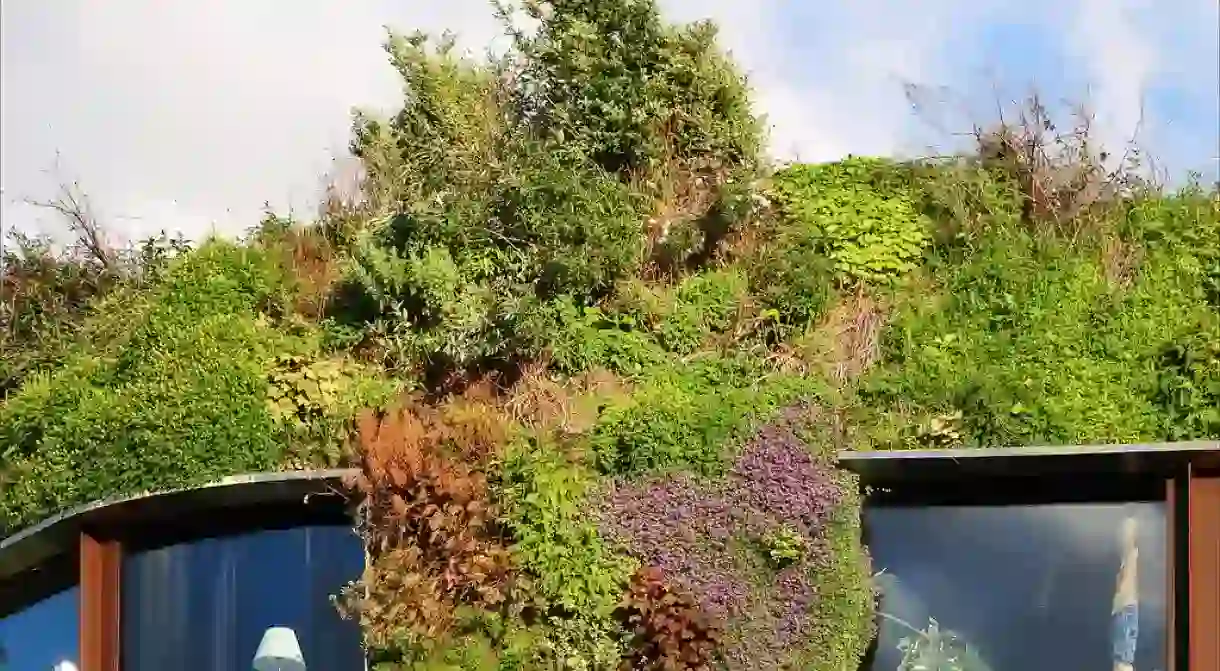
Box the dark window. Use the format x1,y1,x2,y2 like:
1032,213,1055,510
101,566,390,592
0,585,79,671
121,524,365,671
863,502,1168,671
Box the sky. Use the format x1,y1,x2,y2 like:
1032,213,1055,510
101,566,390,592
1,0,1217,245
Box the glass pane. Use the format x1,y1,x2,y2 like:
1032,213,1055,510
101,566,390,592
864,502,1168,671
0,586,80,671
122,524,365,671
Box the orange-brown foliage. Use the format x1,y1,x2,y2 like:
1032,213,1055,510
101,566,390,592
438,383,513,461
339,404,513,647
504,361,630,435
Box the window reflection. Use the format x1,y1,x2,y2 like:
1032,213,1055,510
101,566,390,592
864,503,1167,671
0,586,79,671
122,524,365,671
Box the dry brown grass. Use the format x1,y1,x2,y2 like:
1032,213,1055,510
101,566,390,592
503,361,631,436
970,94,1156,238
1101,234,1143,289
264,225,341,320
643,159,726,239
790,292,887,385
904,85,1160,240
633,124,743,278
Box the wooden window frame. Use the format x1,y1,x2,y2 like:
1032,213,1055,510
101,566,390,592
1187,465,1220,671
842,444,1219,671
79,531,121,671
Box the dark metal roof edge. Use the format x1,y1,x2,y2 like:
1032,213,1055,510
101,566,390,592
839,440,1220,463
837,440,1220,482
0,468,358,580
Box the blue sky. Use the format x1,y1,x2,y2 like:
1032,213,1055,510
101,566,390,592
1,0,1217,244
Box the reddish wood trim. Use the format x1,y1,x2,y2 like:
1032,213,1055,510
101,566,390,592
1167,479,1176,671
80,532,121,671
1189,468,1220,671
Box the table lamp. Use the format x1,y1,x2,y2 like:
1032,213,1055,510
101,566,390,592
252,626,306,671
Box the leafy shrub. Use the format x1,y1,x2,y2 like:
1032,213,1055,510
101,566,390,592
904,159,1024,250
517,300,665,377
498,437,635,613
658,270,748,354
1152,329,1220,440
1123,182,1220,307
747,240,837,334
341,28,654,381
607,268,748,355
862,213,1220,446
337,0,764,387
500,0,760,177
0,242,318,535
0,229,189,394
265,352,396,466
496,149,646,299
350,30,507,215
615,566,723,671
771,158,931,285
495,435,636,668
597,409,858,670
339,407,514,658
588,356,821,476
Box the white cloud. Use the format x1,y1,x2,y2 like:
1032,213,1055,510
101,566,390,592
1068,0,1159,162
1,0,1213,243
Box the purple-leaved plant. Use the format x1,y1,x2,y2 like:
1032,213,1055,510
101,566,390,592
599,474,758,620
596,409,846,669
731,424,842,537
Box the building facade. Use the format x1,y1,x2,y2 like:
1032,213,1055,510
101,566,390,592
2,444,1217,670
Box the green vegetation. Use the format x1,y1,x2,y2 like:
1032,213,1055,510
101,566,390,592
2,0,1216,668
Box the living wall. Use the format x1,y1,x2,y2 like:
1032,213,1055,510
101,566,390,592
1,0,1217,668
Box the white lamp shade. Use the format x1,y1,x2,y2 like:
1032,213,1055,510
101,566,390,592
252,627,306,671
52,662,80,671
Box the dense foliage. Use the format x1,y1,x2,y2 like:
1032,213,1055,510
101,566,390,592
616,565,722,671
597,405,870,669
2,0,1217,668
